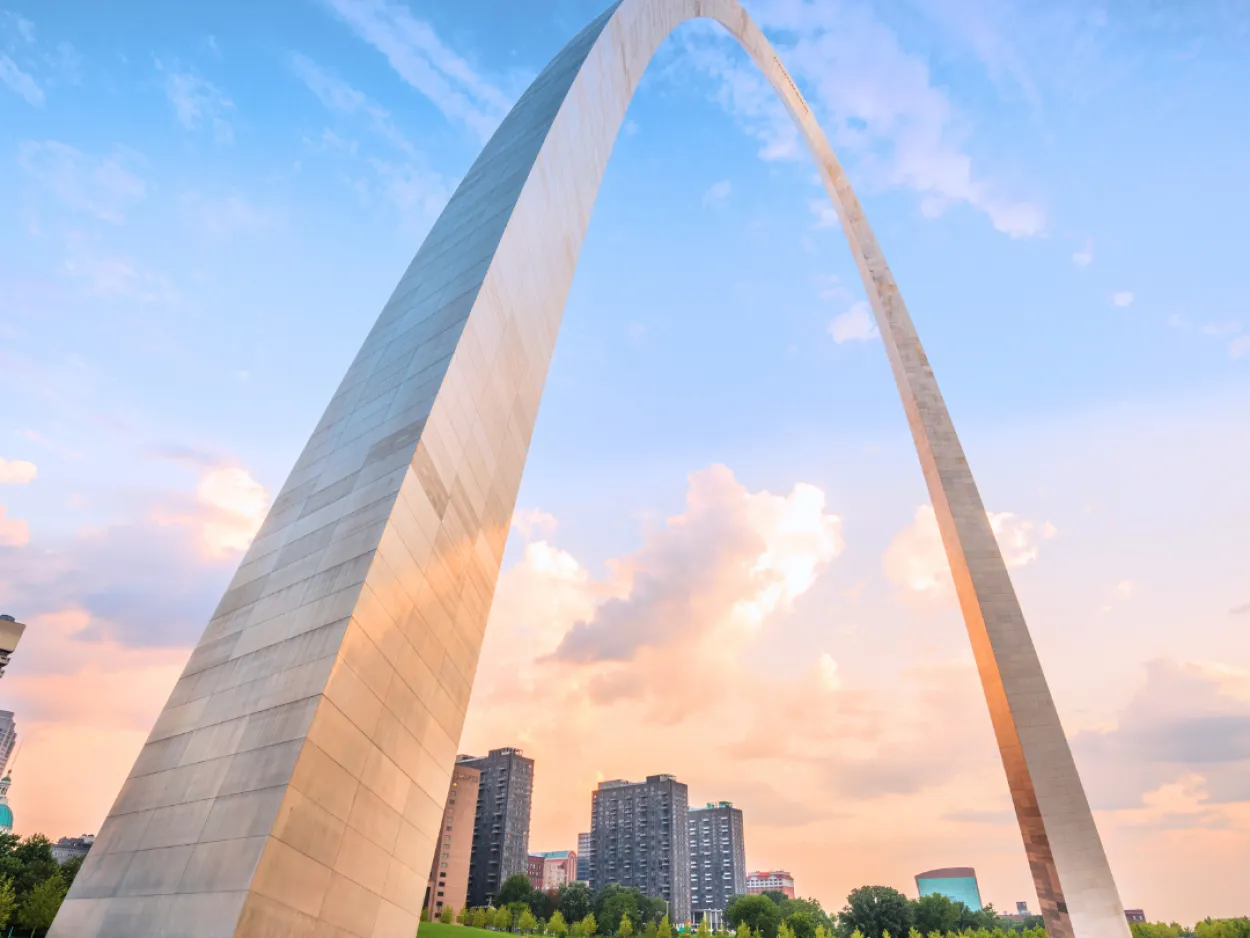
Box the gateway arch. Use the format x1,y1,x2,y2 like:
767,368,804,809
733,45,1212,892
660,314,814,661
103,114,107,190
51,2,1130,936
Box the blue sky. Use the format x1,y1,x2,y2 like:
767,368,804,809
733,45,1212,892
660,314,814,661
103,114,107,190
1,0,1249,922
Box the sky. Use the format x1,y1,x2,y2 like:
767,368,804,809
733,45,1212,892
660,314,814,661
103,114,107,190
1,0,1249,925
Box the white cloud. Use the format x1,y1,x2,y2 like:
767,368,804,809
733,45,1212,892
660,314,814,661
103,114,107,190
288,52,416,156
0,506,30,547
1073,237,1094,267
512,507,558,541
1112,291,1135,308
151,465,270,559
179,191,269,238
17,141,147,223
60,242,178,303
681,2,1044,237
161,67,233,143
809,198,840,229
817,653,841,691
828,300,878,344
3,11,36,44
702,179,732,207
1231,335,1249,360
0,459,37,485
883,504,1048,595
0,54,43,106
318,0,513,141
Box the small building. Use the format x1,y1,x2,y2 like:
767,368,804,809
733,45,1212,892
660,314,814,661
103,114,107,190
532,850,577,890
745,871,794,899
1126,911,1147,924
915,868,982,912
527,854,546,890
52,835,95,864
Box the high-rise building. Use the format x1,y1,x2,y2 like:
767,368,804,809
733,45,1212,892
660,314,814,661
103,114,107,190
590,775,691,924
916,868,982,911
425,762,481,919
577,832,592,883
460,747,535,908
745,871,794,898
0,711,16,775
0,616,25,679
688,802,746,924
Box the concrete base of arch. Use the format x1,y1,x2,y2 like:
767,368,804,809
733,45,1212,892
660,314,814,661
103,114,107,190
49,1,1130,936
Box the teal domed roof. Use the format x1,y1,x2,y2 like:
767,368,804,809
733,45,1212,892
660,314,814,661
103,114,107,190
0,803,11,830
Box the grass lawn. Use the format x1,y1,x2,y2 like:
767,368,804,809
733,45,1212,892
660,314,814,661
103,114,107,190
419,923,500,938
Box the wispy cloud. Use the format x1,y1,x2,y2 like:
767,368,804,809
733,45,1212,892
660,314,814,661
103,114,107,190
702,179,732,207
179,190,270,239
288,52,415,156
1112,290,1134,308
60,236,178,303
17,141,147,223
317,0,513,141
0,54,44,106
679,2,1044,238
1073,237,1094,267
158,64,233,143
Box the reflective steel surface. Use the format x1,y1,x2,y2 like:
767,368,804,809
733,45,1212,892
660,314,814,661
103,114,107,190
51,1,1130,935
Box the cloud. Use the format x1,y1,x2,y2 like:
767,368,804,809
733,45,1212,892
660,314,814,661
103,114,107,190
0,506,29,547
809,198,840,229
317,0,514,141
828,300,879,344
679,2,1044,237
179,191,270,238
0,55,43,106
512,507,558,541
0,459,37,485
883,504,1049,595
1112,290,1134,308
2,11,36,44
1072,237,1093,267
1229,335,1249,360
1072,659,1250,813
1,607,188,839
702,179,732,207
160,66,233,143
59,235,178,303
288,52,416,156
152,465,271,559
551,465,842,669
17,141,147,223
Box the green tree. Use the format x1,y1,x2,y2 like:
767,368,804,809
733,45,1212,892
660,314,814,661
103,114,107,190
580,914,598,937
473,907,488,928
530,890,558,922
458,905,470,925
778,922,796,938
17,871,66,937
696,917,712,938
620,913,635,938
549,910,569,937
910,895,962,936
486,907,500,930
727,895,783,938
58,856,85,892
520,909,539,934
762,892,791,907
737,923,755,938
644,924,657,938
1,873,29,930
659,915,673,938
560,884,594,924
786,910,822,938
907,929,921,938
836,887,912,938
422,907,432,923
441,905,456,924
813,926,830,938
497,906,514,933
599,892,640,935
500,874,535,907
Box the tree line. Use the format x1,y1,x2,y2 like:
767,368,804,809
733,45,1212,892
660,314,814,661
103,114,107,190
0,833,83,937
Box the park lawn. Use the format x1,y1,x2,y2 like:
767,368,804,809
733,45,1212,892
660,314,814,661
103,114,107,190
419,923,499,938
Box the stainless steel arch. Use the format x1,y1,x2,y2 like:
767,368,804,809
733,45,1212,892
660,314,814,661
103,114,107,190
51,2,1130,937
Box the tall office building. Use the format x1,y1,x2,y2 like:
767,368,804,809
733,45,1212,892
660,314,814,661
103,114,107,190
590,774,691,924
688,802,746,925
915,868,982,911
460,747,535,908
0,711,16,775
577,832,592,882
425,762,481,919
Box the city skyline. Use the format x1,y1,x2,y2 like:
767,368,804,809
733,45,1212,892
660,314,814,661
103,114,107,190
1,0,1248,928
